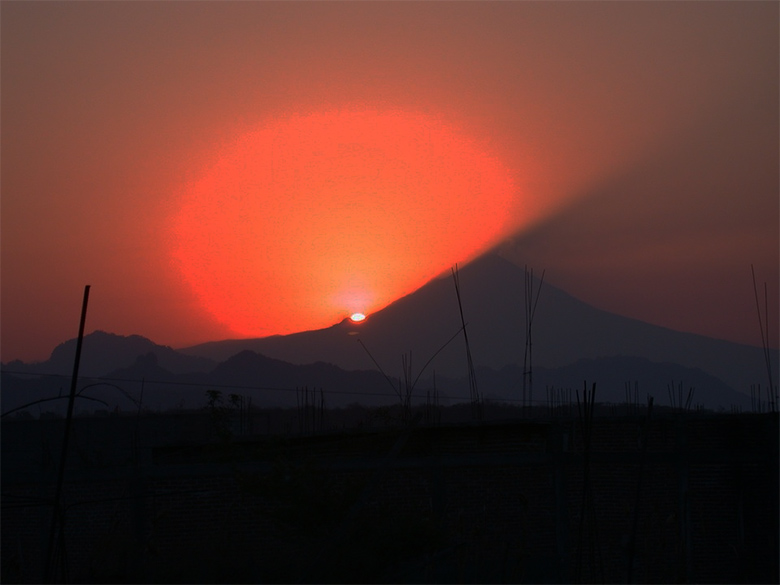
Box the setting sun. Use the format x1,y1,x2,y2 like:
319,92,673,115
350,312,366,323
172,108,518,337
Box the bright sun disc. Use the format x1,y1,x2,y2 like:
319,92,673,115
350,312,366,323
172,108,517,337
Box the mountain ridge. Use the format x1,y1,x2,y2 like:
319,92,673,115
3,330,216,378
3,254,775,409
178,254,775,395
0,348,753,414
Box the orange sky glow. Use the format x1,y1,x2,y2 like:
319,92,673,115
172,109,518,336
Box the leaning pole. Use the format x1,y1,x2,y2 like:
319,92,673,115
44,285,90,583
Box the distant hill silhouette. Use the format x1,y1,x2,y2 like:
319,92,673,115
2,253,775,414
446,356,750,410
0,348,753,415
3,330,216,377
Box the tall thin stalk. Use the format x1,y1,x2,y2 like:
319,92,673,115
452,264,481,421
751,265,776,411
522,266,545,414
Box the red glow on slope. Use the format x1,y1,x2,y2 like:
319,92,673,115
172,109,517,337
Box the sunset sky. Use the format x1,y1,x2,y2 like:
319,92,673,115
2,1,778,363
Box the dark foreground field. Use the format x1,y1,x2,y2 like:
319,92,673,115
2,404,778,583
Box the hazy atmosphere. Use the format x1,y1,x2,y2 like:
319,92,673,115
2,1,778,362
2,4,779,583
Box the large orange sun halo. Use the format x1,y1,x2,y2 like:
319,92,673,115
172,108,517,338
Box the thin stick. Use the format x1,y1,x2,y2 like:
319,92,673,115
452,265,481,420
752,265,776,411
357,339,398,394
44,285,90,583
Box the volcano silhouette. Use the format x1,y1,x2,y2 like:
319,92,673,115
181,253,772,395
